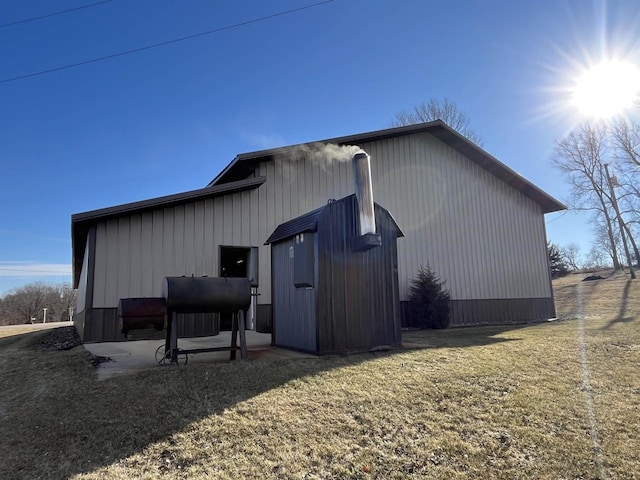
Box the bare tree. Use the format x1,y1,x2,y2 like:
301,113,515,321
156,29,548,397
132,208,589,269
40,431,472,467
610,117,640,211
391,98,483,146
57,283,77,322
584,245,608,269
609,116,640,264
560,243,582,271
0,282,77,326
608,163,640,265
611,117,640,167
592,218,622,268
553,123,622,269
622,221,640,265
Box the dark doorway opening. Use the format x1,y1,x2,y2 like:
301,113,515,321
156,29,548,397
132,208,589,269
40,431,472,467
219,246,250,330
220,246,249,278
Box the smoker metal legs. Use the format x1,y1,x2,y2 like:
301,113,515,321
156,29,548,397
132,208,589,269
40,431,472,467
230,309,248,360
161,309,248,366
238,309,248,360
170,311,178,363
230,313,238,360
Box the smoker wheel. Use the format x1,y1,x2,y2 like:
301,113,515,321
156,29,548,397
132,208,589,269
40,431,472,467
155,345,188,366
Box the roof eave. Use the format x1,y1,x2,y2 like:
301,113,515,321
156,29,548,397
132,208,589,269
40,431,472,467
207,121,566,213
208,121,447,187
71,176,266,287
425,124,566,213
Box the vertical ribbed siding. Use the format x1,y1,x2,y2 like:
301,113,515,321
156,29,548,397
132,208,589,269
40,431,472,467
82,307,220,343
271,236,317,352
269,196,402,354
257,156,353,304
358,133,551,301
314,197,402,354
92,189,265,308
448,298,555,327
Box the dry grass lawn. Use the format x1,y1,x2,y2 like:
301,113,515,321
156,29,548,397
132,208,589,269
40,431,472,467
0,271,637,479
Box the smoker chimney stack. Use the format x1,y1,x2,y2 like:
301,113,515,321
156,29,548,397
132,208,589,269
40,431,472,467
352,151,381,251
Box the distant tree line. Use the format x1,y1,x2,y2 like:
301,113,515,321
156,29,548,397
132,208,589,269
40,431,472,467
547,239,630,276
0,282,77,326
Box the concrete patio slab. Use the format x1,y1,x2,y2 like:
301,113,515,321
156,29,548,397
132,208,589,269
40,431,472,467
84,331,315,378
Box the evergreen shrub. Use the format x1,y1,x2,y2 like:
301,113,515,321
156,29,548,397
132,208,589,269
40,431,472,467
408,266,450,329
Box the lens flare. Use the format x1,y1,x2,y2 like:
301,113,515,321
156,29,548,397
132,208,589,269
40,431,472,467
571,60,640,118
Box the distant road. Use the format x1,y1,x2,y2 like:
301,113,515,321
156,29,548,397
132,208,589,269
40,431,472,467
0,321,73,339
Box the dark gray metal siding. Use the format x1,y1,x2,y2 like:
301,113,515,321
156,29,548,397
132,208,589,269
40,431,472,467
255,304,272,334
449,298,555,327
82,308,117,343
400,298,555,328
74,310,86,341
82,308,220,343
74,227,96,342
315,196,402,354
271,235,317,352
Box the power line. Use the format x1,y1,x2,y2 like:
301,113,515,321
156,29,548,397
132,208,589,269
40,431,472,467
0,269,71,274
0,0,113,28
0,0,335,84
546,210,568,224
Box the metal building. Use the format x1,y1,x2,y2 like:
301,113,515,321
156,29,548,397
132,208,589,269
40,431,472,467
71,121,565,343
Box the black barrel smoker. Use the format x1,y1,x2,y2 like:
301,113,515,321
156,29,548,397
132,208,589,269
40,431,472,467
159,276,252,364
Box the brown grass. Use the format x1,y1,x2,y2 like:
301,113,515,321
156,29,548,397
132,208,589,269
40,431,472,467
0,272,637,479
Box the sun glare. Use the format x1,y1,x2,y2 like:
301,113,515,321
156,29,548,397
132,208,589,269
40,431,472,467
572,60,640,118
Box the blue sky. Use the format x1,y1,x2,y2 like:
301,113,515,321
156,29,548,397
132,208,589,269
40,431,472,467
1,0,639,296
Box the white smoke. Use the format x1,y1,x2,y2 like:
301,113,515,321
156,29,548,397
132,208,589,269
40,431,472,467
272,142,369,213
275,143,367,173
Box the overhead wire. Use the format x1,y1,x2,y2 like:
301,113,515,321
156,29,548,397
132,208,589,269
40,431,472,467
0,0,335,84
0,0,113,28
545,210,569,224
0,268,71,274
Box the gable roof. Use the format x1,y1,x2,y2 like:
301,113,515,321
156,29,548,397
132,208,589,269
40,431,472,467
208,120,566,214
265,195,404,245
264,204,325,245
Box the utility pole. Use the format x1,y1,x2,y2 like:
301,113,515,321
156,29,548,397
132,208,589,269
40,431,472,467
604,163,636,279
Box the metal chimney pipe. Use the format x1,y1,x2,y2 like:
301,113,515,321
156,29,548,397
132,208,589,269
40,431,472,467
352,151,376,236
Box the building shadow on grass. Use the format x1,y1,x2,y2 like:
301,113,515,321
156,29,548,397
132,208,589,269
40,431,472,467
0,322,527,478
402,323,529,349
603,280,635,330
